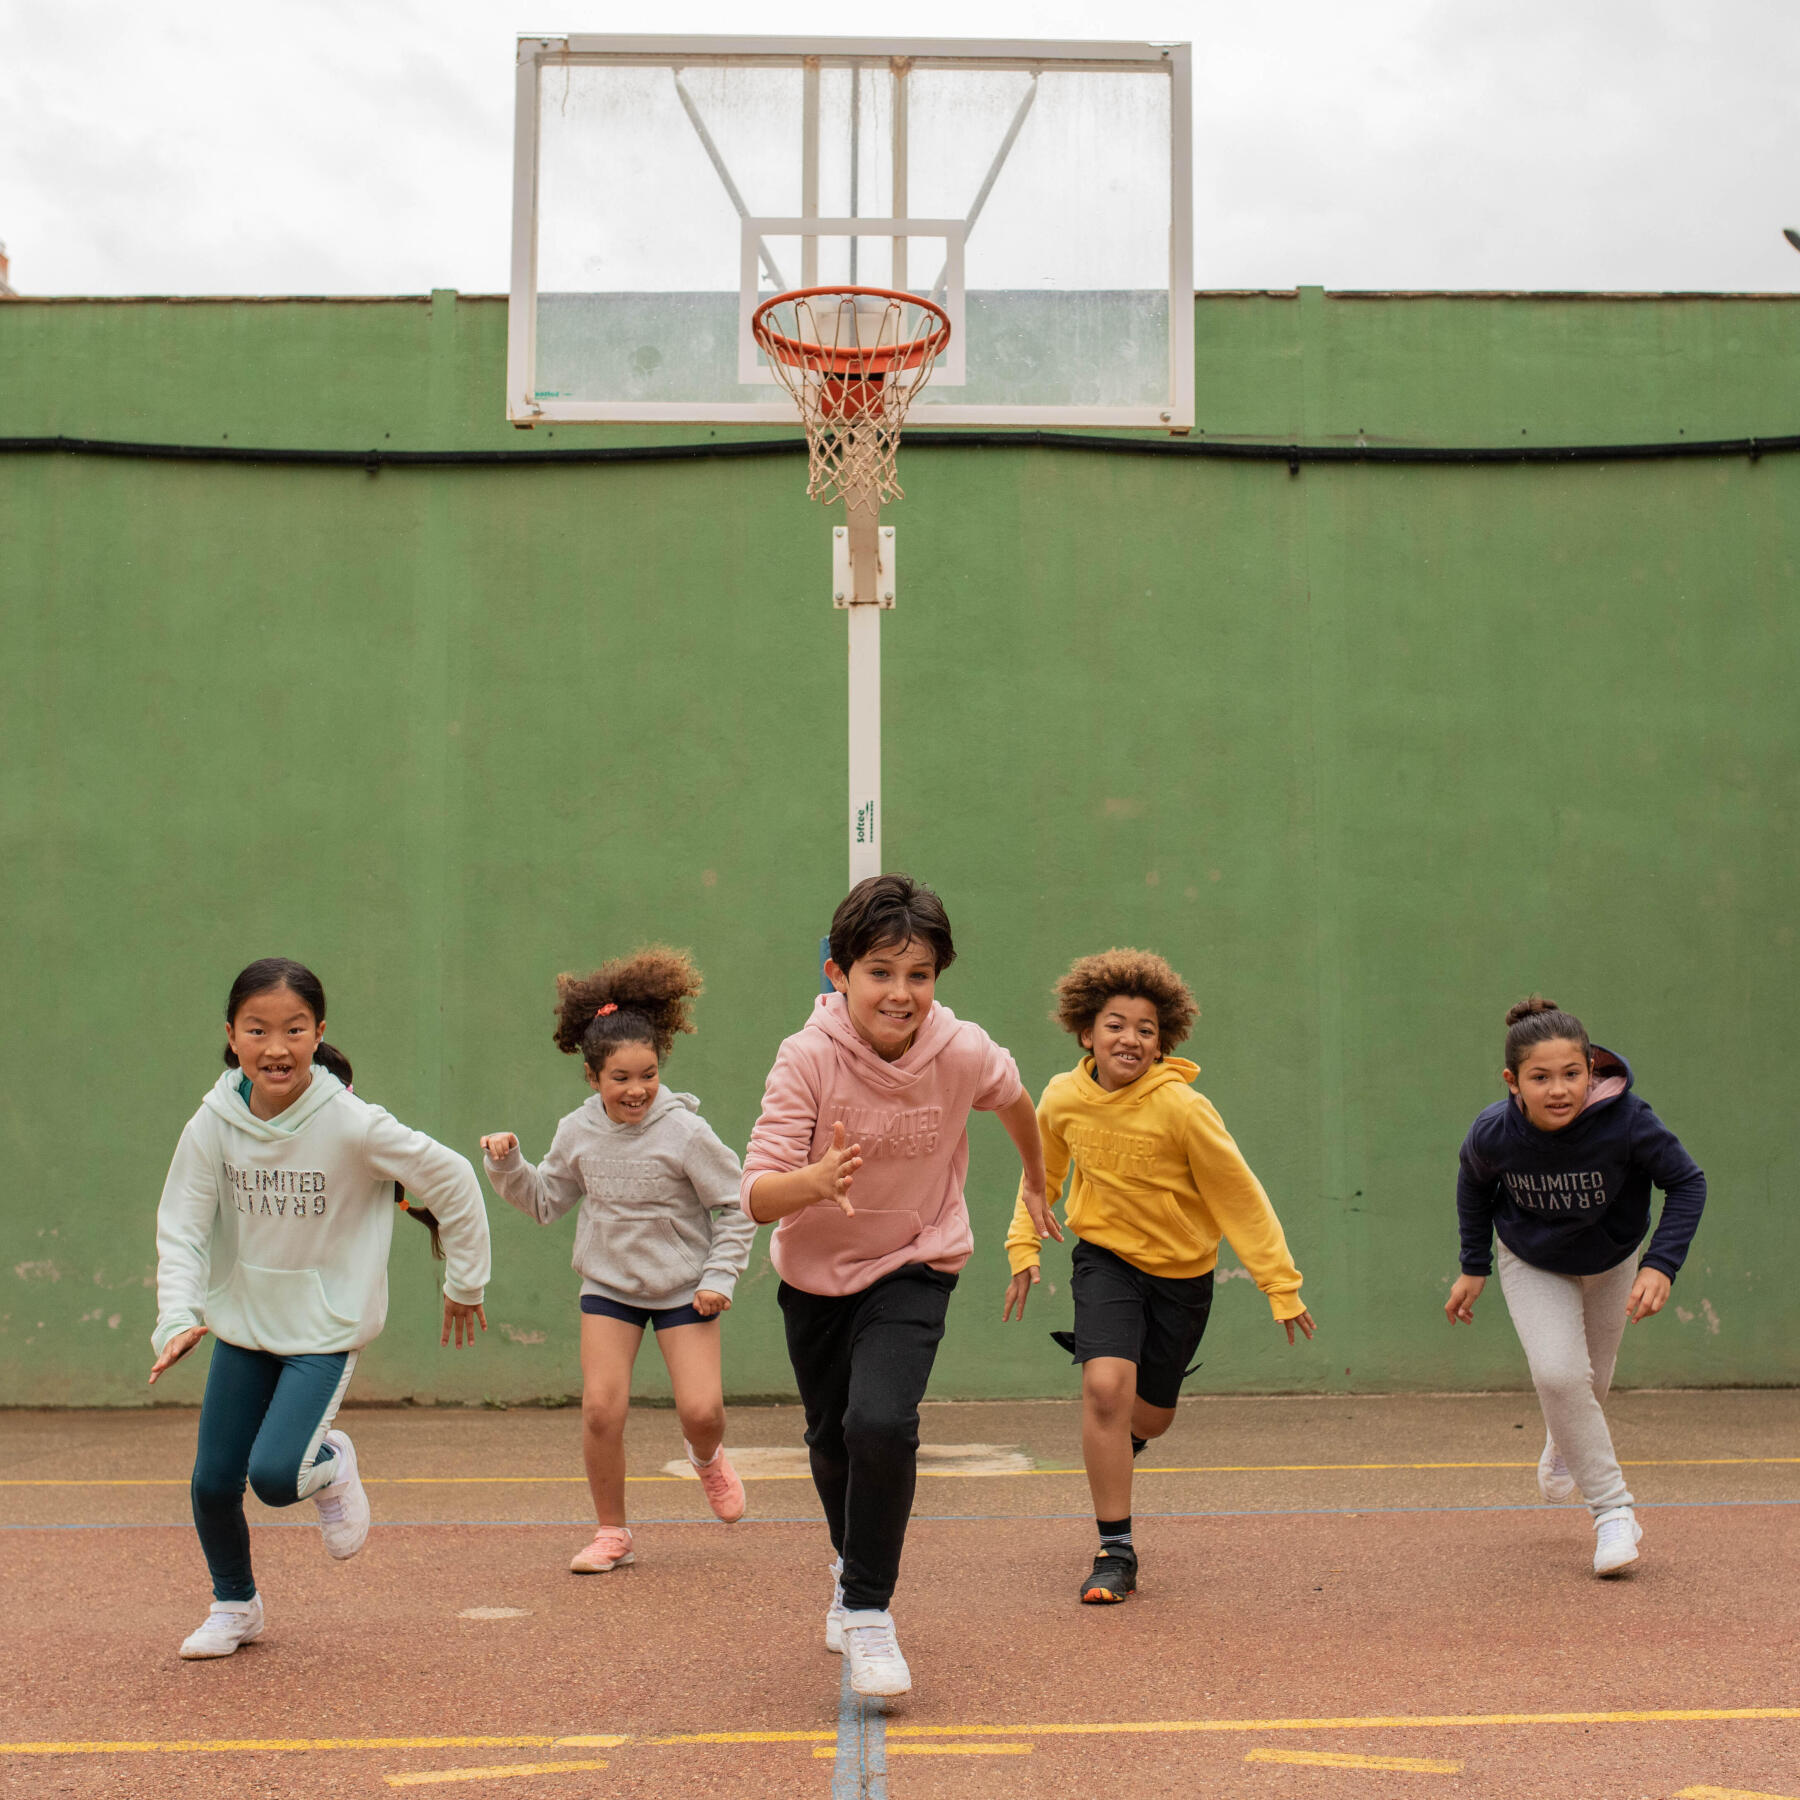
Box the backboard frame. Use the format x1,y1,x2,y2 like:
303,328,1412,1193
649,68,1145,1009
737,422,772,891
507,34,1194,430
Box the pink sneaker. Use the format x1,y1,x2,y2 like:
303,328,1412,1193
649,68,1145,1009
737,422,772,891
690,1446,747,1524
569,1526,635,1573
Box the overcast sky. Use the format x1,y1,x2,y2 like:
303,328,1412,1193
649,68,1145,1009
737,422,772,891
3,0,1798,296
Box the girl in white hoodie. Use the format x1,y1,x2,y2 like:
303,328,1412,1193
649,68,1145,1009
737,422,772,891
482,947,756,1576
151,958,491,1661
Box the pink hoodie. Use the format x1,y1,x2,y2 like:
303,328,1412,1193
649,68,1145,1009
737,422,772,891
740,993,1023,1296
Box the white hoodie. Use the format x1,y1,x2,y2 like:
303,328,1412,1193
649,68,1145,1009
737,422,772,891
153,1068,490,1358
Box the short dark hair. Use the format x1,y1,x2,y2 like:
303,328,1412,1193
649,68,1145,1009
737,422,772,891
1503,995,1592,1073
828,873,956,974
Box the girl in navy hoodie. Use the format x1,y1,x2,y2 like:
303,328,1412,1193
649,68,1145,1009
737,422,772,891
1445,997,1706,1577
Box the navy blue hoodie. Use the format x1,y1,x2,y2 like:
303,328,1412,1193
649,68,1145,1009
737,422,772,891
1456,1048,1706,1280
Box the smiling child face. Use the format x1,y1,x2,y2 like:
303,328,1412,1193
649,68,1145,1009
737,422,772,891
1504,1036,1593,1132
827,936,938,1062
1081,993,1162,1091
589,1042,661,1125
225,985,324,1119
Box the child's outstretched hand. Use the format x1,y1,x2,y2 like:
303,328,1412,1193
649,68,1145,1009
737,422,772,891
480,1133,518,1160
693,1289,731,1317
1626,1267,1671,1322
1282,1308,1317,1345
1019,1181,1064,1245
147,1325,207,1385
1002,1267,1039,1322
805,1121,862,1215
1445,1274,1485,1324
442,1298,488,1348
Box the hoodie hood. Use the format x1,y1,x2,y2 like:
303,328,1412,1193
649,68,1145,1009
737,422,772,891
577,1085,698,1132
200,1065,347,1141
1584,1046,1632,1109
804,992,964,1093
1079,1053,1200,1104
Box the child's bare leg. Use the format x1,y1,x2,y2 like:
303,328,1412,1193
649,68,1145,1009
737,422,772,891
658,1320,725,1463
1131,1398,1177,1444
579,1314,644,1527
1082,1356,1139,1519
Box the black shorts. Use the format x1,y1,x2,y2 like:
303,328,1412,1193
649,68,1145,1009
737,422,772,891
579,1293,711,1331
1068,1238,1214,1410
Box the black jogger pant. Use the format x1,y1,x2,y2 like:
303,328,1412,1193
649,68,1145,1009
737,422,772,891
778,1262,956,1612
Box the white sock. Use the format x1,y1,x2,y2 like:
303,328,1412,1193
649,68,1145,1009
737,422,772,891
684,1439,721,1468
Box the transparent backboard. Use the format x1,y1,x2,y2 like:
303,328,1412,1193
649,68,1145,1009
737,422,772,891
508,36,1192,429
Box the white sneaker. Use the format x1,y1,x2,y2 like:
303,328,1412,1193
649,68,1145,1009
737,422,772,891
313,1430,370,1560
179,1594,265,1660
841,1609,911,1698
1593,1506,1643,1576
1537,1436,1578,1504
824,1558,847,1654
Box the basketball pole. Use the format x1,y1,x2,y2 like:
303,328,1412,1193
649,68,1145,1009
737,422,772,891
838,485,892,887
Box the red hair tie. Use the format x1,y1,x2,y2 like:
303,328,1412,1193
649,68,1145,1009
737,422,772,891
595,1003,617,1017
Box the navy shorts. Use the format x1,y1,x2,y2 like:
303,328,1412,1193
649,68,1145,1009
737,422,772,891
580,1293,712,1331
1068,1238,1214,1410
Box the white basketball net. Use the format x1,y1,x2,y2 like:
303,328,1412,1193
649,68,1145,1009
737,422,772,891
753,291,951,508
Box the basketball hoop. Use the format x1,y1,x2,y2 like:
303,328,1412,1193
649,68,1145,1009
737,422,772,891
752,286,952,507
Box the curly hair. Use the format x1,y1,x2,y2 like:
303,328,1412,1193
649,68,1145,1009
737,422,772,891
552,946,703,1068
1053,948,1198,1053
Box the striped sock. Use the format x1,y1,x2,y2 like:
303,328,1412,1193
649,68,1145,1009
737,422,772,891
1097,1515,1133,1552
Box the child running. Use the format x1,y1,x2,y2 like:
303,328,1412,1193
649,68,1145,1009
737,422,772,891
1447,996,1706,1576
1002,948,1314,1606
742,873,1052,1698
150,957,491,1661
481,947,756,1574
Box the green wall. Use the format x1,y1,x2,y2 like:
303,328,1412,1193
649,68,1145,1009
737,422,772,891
4,288,1797,1406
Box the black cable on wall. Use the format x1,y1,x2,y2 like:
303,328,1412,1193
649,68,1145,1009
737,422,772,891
2,429,1796,472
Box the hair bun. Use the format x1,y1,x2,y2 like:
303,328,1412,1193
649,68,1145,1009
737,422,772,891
1504,994,1560,1027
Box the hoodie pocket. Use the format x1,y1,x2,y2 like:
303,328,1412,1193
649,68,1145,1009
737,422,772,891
781,1205,923,1265
209,1263,360,1355
577,1213,702,1301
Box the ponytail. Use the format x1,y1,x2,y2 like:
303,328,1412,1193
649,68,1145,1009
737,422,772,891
223,957,445,1260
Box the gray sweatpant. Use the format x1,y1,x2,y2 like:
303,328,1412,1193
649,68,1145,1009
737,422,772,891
1495,1241,1636,1517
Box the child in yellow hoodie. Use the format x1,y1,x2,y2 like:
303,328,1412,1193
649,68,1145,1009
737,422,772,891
1002,949,1315,1604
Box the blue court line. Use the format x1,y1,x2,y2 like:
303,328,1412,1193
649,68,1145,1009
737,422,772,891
7,1498,1800,1532
831,1659,887,1800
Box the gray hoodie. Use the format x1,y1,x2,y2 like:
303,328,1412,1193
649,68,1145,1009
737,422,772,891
484,1088,756,1308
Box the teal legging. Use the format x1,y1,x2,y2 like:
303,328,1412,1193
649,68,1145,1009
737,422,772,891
191,1338,354,1601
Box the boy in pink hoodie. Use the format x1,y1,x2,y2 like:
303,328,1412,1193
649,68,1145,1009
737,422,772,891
743,873,1054,1699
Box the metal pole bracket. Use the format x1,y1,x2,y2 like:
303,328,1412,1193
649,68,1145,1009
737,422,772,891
832,525,896,608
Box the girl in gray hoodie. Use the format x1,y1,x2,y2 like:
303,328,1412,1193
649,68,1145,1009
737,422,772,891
481,947,757,1575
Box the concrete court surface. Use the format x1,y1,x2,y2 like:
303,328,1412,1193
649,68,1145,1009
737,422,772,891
4,1391,1799,1800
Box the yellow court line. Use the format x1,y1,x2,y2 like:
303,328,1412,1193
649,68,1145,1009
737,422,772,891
1677,1788,1800,1799
812,1745,1033,1758
9,1709,1800,1758
883,1708,1800,1739
7,1456,1799,1489
647,1731,834,1744
386,1761,607,1787
1,1736,622,1757
1247,1748,1462,1772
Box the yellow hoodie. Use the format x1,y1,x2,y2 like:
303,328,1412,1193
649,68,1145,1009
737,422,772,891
1004,1056,1305,1320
